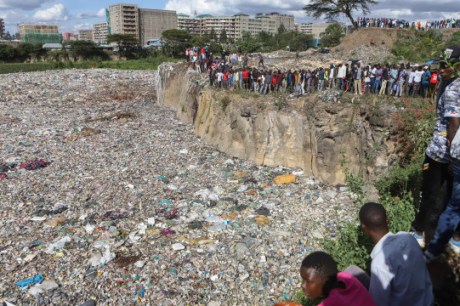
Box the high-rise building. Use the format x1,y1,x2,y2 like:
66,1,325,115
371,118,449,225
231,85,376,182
139,8,176,45
93,22,109,45
18,24,62,43
0,18,5,38
108,4,139,39
79,29,93,41
107,4,177,46
177,12,295,40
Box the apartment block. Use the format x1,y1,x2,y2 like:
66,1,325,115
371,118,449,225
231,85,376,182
79,29,93,41
108,3,139,39
18,24,62,43
93,22,109,44
0,18,5,38
108,4,177,45
295,23,329,39
139,9,176,45
177,12,295,40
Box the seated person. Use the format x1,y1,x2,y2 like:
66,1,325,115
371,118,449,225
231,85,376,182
359,202,434,306
299,251,376,306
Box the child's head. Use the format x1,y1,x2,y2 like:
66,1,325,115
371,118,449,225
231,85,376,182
300,251,338,300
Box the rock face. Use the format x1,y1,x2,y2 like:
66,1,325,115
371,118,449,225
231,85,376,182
155,63,393,185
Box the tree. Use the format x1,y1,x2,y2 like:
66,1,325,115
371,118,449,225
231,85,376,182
107,33,139,58
220,29,228,43
304,0,378,29
257,31,276,51
278,24,287,35
191,35,210,47
237,31,260,53
0,45,17,62
209,28,217,41
69,41,108,60
161,29,191,57
320,23,345,47
17,43,46,61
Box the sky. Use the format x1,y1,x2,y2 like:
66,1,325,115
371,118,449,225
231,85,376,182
0,0,459,34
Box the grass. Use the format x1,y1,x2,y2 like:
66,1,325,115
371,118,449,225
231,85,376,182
0,56,180,74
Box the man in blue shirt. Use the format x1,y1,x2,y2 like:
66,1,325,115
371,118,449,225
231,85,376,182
359,203,434,306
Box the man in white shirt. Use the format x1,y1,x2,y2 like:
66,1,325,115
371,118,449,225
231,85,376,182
408,67,416,96
337,63,347,90
359,202,434,306
414,66,424,96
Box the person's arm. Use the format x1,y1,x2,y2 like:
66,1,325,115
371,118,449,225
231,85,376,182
447,117,460,146
369,266,393,306
445,89,460,146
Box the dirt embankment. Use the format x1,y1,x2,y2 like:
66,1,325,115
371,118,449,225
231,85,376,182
336,28,400,54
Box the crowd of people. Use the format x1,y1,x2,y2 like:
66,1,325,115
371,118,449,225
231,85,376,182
205,54,440,99
356,17,460,30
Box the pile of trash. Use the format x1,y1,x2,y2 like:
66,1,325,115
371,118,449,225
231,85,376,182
0,69,361,305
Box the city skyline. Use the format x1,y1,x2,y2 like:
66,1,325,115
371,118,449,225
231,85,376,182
0,0,459,34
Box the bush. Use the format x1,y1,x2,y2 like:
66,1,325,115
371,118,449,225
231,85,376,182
389,98,435,163
391,29,444,62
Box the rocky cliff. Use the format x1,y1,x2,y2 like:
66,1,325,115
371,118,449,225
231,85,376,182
155,63,394,185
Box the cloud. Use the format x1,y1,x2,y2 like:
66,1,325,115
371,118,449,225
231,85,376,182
165,0,306,16
73,22,93,31
0,0,50,10
97,8,105,17
33,3,69,21
164,0,459,23
76,8,106,19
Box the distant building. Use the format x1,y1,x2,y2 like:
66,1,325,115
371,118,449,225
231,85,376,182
93,22,108,45
0,18,5,38
108,4,139,39
177,12,295,40
18,24,62,44
79,29,94,41
62,32,79,41
139,8,176,46
107,3,177,46
295,23,331,39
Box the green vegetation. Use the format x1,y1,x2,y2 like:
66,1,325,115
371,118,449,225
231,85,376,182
235,30,313,53
320,23,345,47
391,29,444,62
0,56,179,74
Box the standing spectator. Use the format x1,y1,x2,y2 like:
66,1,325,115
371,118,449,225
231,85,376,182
374,65,383,93
318,67,325,91
242,67,249,90
423,47,460,259
421,66,432,98
379,64,389,95
370,65,377,93
337,63,346,90
395,64,407,97
413,66,424,96
364,66,371,94
329,64,336,89
408,66,416,96
388,65,398,96
353,63,363,95
410,46,460,247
